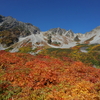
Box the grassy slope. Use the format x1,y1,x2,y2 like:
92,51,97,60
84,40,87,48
0,44,100,100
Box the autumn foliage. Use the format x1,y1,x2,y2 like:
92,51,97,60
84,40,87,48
0,50,100,100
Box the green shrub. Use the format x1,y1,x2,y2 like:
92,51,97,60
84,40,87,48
19,47,32,53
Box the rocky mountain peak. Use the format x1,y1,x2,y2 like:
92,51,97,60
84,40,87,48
0,15,100,51
65,30,74,37
94,26,100,30
0,15,40,47
0,15,40,34
0,15,4,23
74,35,80,42
48,27,67,35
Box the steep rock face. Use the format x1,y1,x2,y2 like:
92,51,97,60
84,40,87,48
0,15,4,23
0,15,40,47
74,35,80,42
48,28,75,38
65,30,74,37
0,15,100,51
0,15,40,35
85,26,100,37
48,28,67,35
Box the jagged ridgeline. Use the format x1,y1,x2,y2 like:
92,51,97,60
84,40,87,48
0,15,40,47
0,15,100,52
0,15,100,100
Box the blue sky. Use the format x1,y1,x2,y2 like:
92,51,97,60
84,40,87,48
0,0,100,33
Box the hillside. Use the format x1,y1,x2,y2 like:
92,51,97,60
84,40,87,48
0,15,100,53
0,15,100,100
0,50,100,100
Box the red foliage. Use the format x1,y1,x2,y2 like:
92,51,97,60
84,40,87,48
0,51,100,99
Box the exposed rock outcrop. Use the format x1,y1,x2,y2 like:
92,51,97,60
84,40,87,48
0,15,40,47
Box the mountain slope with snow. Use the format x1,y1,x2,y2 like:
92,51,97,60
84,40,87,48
0,15,100,52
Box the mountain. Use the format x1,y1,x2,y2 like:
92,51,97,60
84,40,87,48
0,15,40,47
0,15,40,34
0,15,100,52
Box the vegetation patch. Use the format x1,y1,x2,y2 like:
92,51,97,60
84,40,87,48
0,51,100,99
0,43,100,100
18,47,32,53
5,47,13,52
